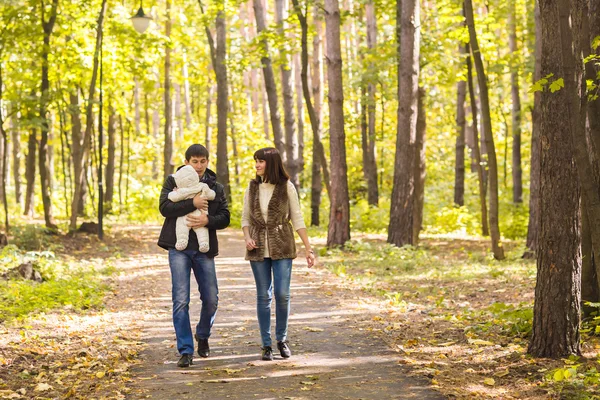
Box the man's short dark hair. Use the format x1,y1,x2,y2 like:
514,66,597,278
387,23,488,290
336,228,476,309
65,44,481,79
185,144,209,161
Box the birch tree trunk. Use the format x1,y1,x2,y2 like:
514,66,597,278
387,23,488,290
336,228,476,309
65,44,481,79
365,0,379,206
163,0,174,179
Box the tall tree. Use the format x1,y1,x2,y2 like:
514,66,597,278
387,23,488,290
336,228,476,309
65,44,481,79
163,0,174,179
198,0,231,201
364,0,379,205
508,0,522,203
10,115,21,207
69,0,107,231
24,126,36,217
104,104,116,214
412,87,426,244
253,0,286,157
275,0,298,186
529,0,582,358
38,0,59,229
464,0,504,259
388,0,420,247
454,46,466,207
325,0,350,247
525,0,542,258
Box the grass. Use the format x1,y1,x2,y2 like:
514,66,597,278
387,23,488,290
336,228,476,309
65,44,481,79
317,234,600,399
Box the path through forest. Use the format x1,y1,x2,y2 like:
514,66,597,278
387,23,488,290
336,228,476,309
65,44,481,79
123,227,444,399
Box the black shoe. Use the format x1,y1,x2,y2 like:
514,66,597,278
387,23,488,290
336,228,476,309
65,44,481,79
177,354,193,368
277,341,291,358
261,346,273,361
195,334,210,358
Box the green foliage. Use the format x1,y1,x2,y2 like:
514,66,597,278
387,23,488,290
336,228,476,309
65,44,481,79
350,199,390,233
477,302,533,337
499,203,529,240
424,205,481,236
546,357,600,399
0,245,112,322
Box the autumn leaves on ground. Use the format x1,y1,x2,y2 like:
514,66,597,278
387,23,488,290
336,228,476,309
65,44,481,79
0,225,599,400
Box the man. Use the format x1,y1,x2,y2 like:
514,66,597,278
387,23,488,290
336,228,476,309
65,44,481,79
158,144,230,368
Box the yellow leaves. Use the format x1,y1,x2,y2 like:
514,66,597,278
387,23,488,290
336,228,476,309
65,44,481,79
494,369,509,378
467,338,495,346
33,383,53,392
483,377,495,386
95,371,106,379
303,327,324,332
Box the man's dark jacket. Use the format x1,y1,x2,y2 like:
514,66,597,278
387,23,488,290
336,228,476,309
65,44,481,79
158,167,230,257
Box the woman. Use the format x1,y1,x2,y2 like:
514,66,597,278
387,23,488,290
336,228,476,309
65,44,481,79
242,147,315,361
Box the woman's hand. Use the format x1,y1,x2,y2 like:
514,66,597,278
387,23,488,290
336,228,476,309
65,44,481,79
306,249,316,268
245,237,257,251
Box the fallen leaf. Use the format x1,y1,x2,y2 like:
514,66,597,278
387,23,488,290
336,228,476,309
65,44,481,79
483,378,495,386
467,338,494,346
303,327,324,332
34,383,53,392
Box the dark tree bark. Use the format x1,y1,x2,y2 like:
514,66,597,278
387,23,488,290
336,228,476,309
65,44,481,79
70,0,106,231
39,0,59,229
464,0,504,259
528,0,582,359
294,53,305,178
163,0,174,179
582,197,599,310
508,0,523,203
454,45,467,207
0,63,9,232
24,128,36,217
388,0,420,247
525,0,542,258
253,0,286,158
104,104,116,214
325,0,350,247
413,87,426,245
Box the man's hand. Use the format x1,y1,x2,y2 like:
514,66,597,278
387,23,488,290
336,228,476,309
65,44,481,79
186,214,209,228
193,193,208,211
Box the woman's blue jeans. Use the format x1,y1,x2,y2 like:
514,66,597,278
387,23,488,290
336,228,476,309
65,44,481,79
250,258,293,347
168,249,218,355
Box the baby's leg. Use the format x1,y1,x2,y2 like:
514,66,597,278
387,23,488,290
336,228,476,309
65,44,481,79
175,216,190,250
194,226,210,253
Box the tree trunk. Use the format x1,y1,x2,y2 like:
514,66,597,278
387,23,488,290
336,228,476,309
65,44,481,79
275,0,298,186
183,51,192,128
253,0,286,157
464,0,504,259
39,0,59,229
525,0,542,258
388,0,420,247
10,114,21,207
174,81,184,139
205,82,214,155
454,46,467,207
134,76,141,134
365,0,379,206
24,128,37,217
228,99,240,185
163,0,174,179
104,104,116,214
508,1,523,203
0,64,9,232
412,87,426,245
581,196,599,310
70,0,107,231
466,47,489,236
215,8,231,201
294,52,305,179
529,0,582,360
325,0,350,247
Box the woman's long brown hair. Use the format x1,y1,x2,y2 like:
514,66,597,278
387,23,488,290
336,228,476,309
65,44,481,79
253,147,290,184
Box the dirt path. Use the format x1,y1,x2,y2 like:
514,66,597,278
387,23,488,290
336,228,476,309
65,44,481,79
125,227,445,400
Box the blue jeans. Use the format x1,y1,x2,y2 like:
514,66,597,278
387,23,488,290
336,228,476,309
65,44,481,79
168,249,218,355
250,258,293,347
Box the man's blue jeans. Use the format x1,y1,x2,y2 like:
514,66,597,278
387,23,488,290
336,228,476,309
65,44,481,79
250,258,293,347
168,249,218,355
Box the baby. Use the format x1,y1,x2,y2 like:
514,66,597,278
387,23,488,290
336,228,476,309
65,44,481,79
168,165,216,252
